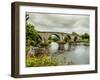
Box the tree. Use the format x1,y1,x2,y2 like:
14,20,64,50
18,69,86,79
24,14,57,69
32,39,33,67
81,33,89,41
25,13,42,47
26,14,29,22
26,24,41,46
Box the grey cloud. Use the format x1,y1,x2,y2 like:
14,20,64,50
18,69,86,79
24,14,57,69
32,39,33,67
27,13,90,34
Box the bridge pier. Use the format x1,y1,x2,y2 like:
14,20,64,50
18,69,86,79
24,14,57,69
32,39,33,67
58,42,65,51
67,42,71,51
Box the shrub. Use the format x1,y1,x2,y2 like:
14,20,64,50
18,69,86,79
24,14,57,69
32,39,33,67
26,55,58,67
40,42,49,47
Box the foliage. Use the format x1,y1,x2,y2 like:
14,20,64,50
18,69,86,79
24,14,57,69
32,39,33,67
26,55,58,67
26,46,30,54
64,34,71,42
72,32,78,36
81,33,89,41
73,36,78,42
63,36,68,43
26,13,42,47
48,34,60,42
40,42,49,47
26,24,41,47
52,37,59,42
26,14,29,22
47,40,52,44
72,32,79,42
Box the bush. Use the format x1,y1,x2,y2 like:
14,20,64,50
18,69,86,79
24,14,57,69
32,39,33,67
40,42,49,47
47,40,52,44
26,24,42,47
26,55,58,67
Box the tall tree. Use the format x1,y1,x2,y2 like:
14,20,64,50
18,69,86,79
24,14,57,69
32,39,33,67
26,14,41,47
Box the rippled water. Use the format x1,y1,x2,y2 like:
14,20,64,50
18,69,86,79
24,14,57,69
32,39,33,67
49,42,89,65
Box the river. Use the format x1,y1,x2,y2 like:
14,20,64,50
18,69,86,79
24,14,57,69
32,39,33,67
49,42,89,65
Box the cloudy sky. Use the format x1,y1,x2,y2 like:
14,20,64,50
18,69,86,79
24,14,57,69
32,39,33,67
27,12,90,35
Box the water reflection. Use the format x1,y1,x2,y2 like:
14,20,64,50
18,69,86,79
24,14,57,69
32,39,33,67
49,42,89,65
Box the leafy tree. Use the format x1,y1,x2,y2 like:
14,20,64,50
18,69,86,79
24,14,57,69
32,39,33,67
25,13,42,47
26,24,41,46
81,33,89,41
26,14,29,22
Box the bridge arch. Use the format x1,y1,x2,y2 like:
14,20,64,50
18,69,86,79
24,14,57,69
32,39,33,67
48,34,60,42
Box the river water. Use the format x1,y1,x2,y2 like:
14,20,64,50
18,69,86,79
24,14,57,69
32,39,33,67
49,42,89,65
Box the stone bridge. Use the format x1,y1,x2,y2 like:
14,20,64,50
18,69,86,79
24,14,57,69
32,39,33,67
38,31,70,41
28,31,83,56
38,31,80,42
